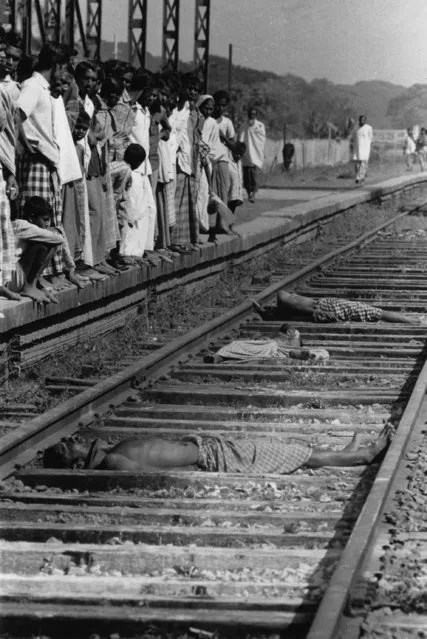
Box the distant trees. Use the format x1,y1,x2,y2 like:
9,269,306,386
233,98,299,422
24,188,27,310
209,63,354,139
387,85,427,129
136,49,420,137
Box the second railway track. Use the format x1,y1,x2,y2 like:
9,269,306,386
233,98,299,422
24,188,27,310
1,205,427,638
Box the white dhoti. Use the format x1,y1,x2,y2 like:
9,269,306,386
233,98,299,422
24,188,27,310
120,173,156,256
196,164,210,232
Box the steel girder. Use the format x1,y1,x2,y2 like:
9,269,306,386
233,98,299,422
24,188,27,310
17,0,88,56
64,0,75,49
0,0,16,30
16,0,211,83
86,0,102,58
21,0,34,53
128,0,147,66
194,0,210,91
162,0,180,70
43,0,60,42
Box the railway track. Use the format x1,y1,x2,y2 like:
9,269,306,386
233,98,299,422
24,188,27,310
0,205,427,638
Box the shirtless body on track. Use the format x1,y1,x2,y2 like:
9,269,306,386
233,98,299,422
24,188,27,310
43,425,393,473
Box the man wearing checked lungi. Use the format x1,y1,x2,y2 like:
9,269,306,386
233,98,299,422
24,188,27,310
16,43,73,290
252,291,421,324
43,425,392,473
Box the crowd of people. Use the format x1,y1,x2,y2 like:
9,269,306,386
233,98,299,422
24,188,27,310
0,34,267,305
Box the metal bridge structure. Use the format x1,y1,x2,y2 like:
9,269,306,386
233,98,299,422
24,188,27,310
3,0,210,89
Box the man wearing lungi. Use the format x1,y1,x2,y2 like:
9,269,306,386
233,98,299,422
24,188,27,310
16,43,72,289
44,426,392,472
252,291,421,324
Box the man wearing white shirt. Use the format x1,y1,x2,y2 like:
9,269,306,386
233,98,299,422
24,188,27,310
16,43,71,285
238,107,265,202
351,115,373,185
2,33,22,101
214,90,236,204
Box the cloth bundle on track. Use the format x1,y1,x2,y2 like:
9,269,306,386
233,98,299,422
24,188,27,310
216,338,329,362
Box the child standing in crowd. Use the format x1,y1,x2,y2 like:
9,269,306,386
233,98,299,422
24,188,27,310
117,143,150,263
129,72,158,266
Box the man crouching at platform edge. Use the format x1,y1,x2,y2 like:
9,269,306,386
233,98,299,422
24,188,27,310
43,425,393,474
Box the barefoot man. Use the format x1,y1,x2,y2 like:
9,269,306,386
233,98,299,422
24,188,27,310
252,291,421,324
43,426,392,473
10,197,71,303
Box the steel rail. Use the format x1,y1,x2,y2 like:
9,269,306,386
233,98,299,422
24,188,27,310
306,351,427,639
0,208,412,480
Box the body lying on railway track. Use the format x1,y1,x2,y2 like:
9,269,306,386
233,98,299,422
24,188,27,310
252,292,420,323
43,426,392,473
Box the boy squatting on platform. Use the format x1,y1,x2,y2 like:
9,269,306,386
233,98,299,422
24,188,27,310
252,291,421,324
4,196,78,304
43,426,392,474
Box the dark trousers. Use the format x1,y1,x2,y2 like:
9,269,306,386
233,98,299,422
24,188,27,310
243,165,259,196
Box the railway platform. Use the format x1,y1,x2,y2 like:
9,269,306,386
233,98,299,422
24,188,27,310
1,173,426,369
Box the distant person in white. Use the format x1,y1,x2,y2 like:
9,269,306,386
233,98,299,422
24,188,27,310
415,128,427,172
403,127,416,172
238,107,266,202
351,115,373,185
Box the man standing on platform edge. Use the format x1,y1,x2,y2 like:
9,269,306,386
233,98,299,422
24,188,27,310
351,114,373,186
238,106,265,203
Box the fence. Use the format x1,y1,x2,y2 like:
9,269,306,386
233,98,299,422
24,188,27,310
263,129,409,172
371,129,408,161
263,138,351,173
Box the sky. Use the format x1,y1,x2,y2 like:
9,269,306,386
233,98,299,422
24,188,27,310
102,0,427,87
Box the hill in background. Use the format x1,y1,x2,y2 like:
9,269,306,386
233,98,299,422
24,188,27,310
101,40,417,137
327,80,407,127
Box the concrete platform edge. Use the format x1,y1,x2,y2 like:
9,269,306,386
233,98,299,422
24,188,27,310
1,173,426,364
